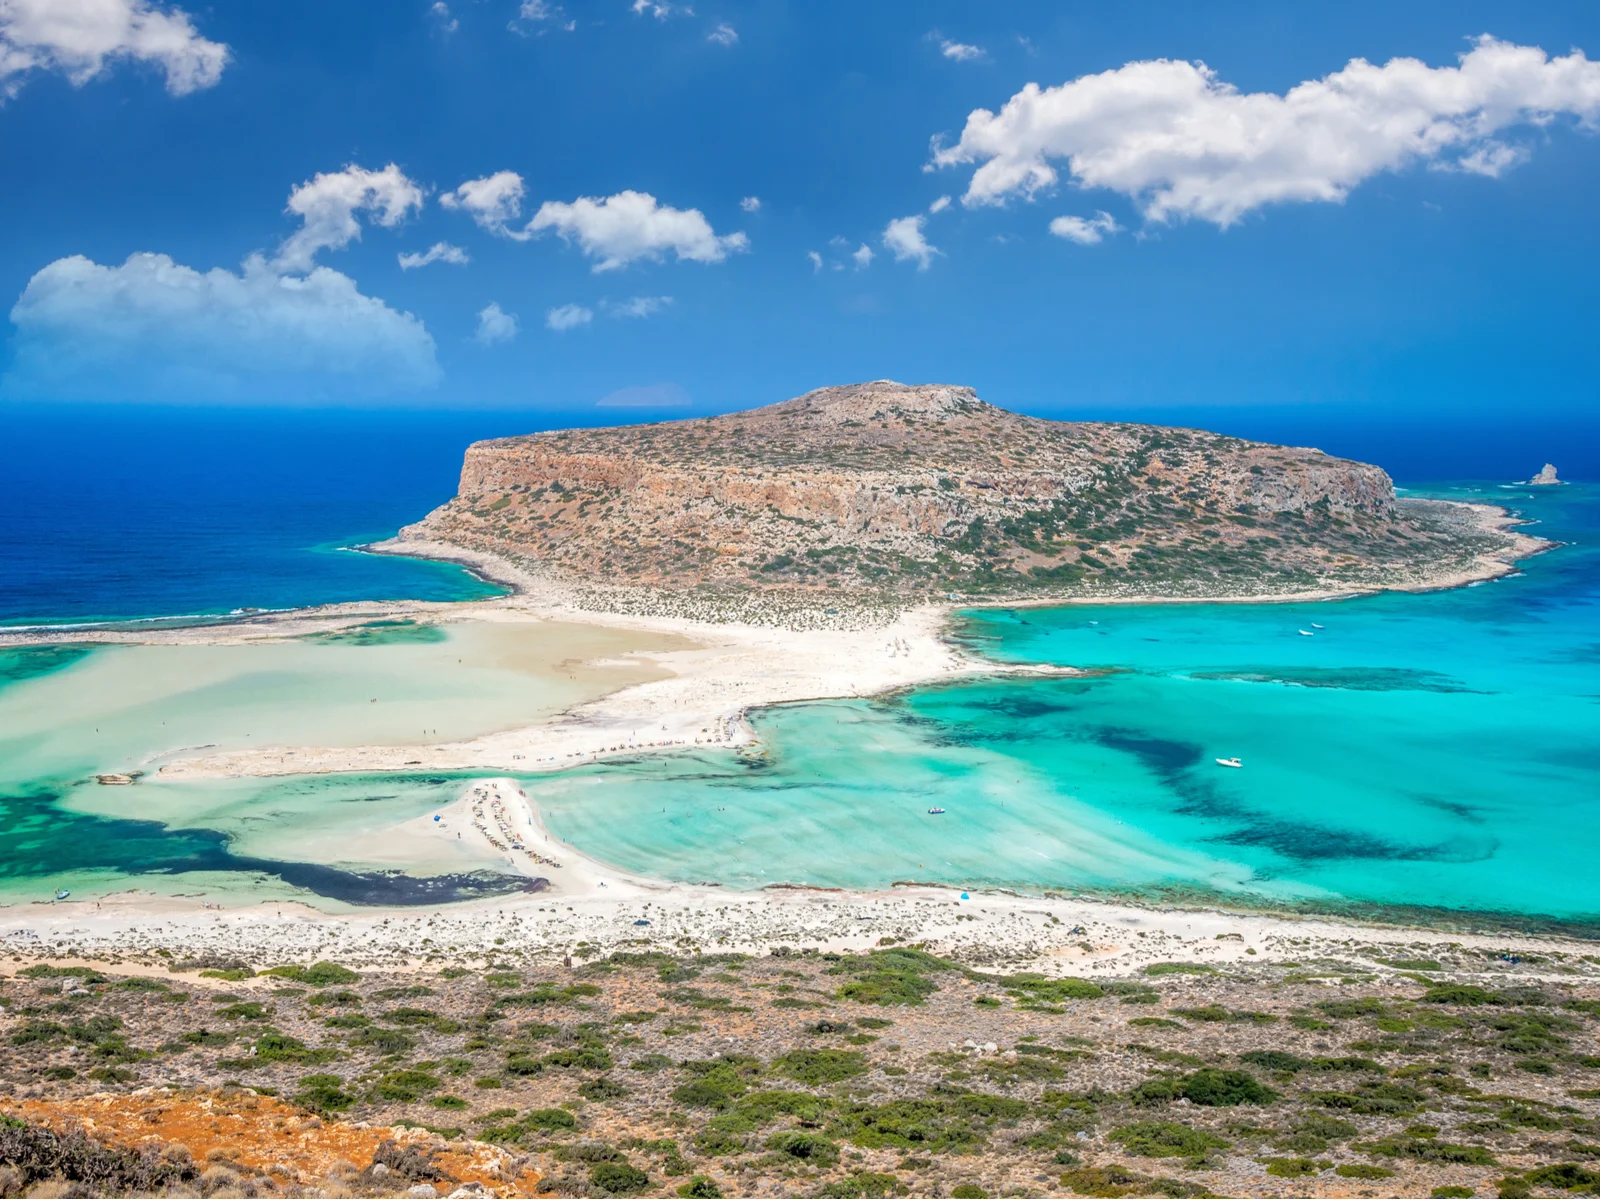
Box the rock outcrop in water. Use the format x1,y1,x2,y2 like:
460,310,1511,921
1529,463,1562,485
404,380,1511,608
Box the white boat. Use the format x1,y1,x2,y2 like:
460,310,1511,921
54,888,70,900
1215,757,1242,769
927,807,947,815
1311,623,1324,629
1297,629,1315,636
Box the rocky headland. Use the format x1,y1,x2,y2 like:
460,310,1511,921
400,380,1528,622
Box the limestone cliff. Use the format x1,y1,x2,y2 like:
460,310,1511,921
403,380,1502,604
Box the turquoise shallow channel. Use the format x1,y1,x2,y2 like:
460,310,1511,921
532,483,1600,929
2,483,1597,926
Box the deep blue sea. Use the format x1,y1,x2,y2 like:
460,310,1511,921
1,403,1596,922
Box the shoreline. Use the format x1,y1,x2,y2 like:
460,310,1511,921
0,493,1572,958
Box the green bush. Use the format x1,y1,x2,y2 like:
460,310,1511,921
589,1160,650,1195
1180,1069,1274,1107
1262,1157,1328,1178
1420,984,1501,1006
774,1049,867,1085
1110,1121,1227,1160
374,1069,442,1103
765,1130,839,1165
1431,1188,1475,1199
951,1187,989,1199
1524,1164,1599,1190
677,1176,723,1198
816,1171,899,1198
264,962,359,987
294,1073,353,1112
1334,1164,1395,1179
1143,963,1215,976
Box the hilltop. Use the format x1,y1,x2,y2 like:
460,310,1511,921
402,381,1521,618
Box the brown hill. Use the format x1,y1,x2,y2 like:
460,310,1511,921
402,380,1504,608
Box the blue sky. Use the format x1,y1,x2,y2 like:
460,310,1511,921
1,0,1598,421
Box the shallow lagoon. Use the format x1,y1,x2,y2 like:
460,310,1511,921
533,484,1600,926
2,485,1596,924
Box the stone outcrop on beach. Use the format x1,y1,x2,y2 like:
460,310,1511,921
405,380,1516,604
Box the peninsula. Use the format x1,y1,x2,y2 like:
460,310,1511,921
399,380,1528,622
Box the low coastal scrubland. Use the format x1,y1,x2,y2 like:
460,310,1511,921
4,936,1600,1199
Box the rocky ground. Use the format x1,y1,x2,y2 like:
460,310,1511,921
4,941,1599,1198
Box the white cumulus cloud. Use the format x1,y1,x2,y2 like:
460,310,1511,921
0,0,228,99
398,242,469,270
440,170,529,239
275,163,425,274
1048,211,1122,245
707,22,737,46
545,303,593,331
931,36,1600,227
851,244,874,269
607,295,673,318
739,195,761,212
940,39,983,62
3,252,439,402
882,215,940,269
476,302,520,344
630,0,689,19
806,250,823,272
429,2,458,34
928,195,951,213
529,190,748,271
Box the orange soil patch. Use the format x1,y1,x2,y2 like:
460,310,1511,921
0,1089,542,1197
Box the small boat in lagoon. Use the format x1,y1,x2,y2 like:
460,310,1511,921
927,807,946,815
1297,629,1315,636
1215,757,1242,769
54,888,70,900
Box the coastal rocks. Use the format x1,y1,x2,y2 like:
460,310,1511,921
1528,463,1562,485
95,772,141,785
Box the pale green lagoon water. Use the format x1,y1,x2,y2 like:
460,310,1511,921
3,484,1596,924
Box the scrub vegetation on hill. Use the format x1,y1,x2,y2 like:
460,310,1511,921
4,944,1600,1197
404,381,1521,625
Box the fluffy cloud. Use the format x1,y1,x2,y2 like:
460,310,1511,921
545,303,592,331
429,2,457,34
276,163,424,273
739,195,761,212
928,194,951,213
511,0,573,32
607,295,673,318
398,242,469,270
707,22,737,47
0,0,227,99
931,36,1600,226
440,170,529,239
530,190,748,271
883,215,939,269
1049,211,1122,244
4,252,439,401
851,243,874,269
475,302,519,344
940,40,982,62
807,250,823,272
629,0,689,19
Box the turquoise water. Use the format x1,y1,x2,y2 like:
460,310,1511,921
533,484,1600,928
3,482,1595,926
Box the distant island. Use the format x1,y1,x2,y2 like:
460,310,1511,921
401,380,1531,621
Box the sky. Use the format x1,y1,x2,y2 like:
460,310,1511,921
1,0,1598,424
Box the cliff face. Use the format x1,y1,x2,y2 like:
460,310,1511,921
403,380,1470,600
